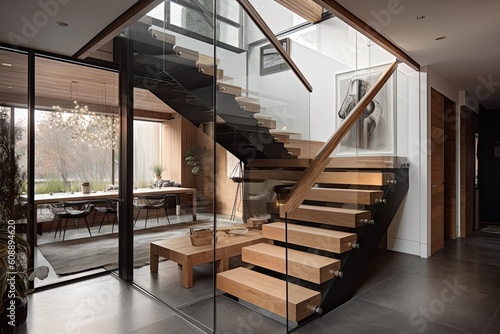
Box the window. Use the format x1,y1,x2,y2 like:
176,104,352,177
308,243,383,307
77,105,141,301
147,0,242,49
134,120,163,187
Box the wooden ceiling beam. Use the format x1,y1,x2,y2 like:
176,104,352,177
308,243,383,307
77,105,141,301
73,0,164,60
275,0,323,23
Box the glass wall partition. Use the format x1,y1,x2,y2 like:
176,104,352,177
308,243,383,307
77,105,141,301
130,1,218,331
33,57,120,286
0,50,29,297
124,0,419,332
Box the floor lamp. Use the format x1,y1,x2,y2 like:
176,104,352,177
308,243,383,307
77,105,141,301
229,161,243,221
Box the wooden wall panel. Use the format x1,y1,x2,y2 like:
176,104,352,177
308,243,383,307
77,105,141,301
162,117,240,216
460,106,480,237
194,122,240,217
460,110,466,236
430,88,445,255
215,148,241,217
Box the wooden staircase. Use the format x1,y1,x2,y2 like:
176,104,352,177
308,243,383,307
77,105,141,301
132,21,295,162
216,159,408,323
132,21,409,324
217,221,354,321
217,267,321,322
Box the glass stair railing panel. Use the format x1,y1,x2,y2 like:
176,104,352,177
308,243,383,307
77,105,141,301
214,1,313,332
128,3,218,333
212,0,311,165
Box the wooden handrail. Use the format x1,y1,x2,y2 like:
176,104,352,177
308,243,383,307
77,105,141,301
237,0,313,92
280,60,399,215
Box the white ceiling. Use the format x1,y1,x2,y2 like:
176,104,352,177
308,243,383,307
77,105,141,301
0,0,139,56
2,0,500,109
334,0,500,110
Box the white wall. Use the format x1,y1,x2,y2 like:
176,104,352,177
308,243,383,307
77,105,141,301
291,42,348,141
387,65,422,256
243,14,429,257
247,0,306,43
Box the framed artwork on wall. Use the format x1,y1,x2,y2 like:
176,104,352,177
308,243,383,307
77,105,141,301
260,38,290,76
334,64,395,156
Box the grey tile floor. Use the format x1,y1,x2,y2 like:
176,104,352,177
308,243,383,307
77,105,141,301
23,227,500,333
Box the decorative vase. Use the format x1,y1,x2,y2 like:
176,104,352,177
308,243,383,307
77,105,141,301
81,182,90,194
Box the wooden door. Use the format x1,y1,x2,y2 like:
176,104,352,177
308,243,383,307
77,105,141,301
430,88,445,254
444,98,457,240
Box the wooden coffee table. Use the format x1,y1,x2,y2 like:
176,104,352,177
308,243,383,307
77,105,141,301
150,230,269,288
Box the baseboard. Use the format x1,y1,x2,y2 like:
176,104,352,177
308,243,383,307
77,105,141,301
387,237,420,256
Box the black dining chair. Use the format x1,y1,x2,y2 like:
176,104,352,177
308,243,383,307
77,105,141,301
50,201,94,240
91,198,119,233
133,195,170,228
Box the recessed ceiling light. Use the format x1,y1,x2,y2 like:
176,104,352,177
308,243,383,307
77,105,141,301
416,15,426,20
56,21,69,27
435,36,447,41
1,63,12,67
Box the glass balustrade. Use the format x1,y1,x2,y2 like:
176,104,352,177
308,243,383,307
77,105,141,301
126,1,419,332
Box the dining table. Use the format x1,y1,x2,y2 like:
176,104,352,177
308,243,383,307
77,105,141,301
30,187,197,244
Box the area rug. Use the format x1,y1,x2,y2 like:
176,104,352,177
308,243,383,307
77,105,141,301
37,218,243,275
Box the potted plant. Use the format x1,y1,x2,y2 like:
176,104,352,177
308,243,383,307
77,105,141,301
151,164,164,179
1,229,49,333
184,144,212,203
151,164,164,187
0,108,26,225
0,107,49,333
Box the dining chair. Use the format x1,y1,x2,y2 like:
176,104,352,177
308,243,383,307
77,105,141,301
91,198,119,233
133,195,171,228
50,201,94,240
47,202,65,233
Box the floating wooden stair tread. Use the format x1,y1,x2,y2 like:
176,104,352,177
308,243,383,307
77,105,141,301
217,83,242,96
287,205,371,228
285,146,301,156
242,243,340,284
174,45,220,65
148,26,176,44
217,267,321,322
271,131,302,137
262,222,357,254
272,133,291,144
245,170,394,186
247,156,407,169
255,115,276,129
317,171,394,186
234,96,260,113
306,188,384,205
197,63,223,80
328,156,408,169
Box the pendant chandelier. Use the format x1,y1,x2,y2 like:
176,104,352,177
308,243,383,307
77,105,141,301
50,81,118,150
